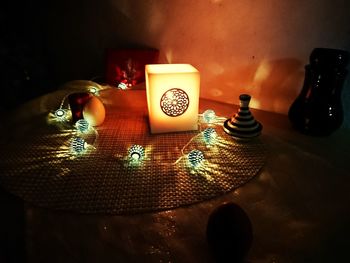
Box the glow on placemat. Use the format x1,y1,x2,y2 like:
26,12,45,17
75,119,90,133
71,137,87,154
202,109,216,123
128,145,145,162
203,127,217,145
188,149,205,168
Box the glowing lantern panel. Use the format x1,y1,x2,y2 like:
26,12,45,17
145,64,200,134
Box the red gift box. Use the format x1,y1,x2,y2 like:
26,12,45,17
105,48,159,87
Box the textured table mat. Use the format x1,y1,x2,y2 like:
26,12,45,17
0,106,266,214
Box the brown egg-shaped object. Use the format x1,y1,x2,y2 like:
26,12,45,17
206,202,253,262
83,96,105,126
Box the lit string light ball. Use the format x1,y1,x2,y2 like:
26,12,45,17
203,127,217,144
89,86,99,95
118,83,128,90
188,149,205,168
203,109,216,123
128,145,145,162
71,137,87,154
75,119,90,133
54,109,67,121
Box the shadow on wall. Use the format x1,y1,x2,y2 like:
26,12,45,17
206,58,304,114
256,59,304,113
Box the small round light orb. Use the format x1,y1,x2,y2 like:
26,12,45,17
89,86,99,95
75,119,90,133
203,109,216,123
188,149,205,168
54,109,67,120
128,145,145,162
71,137,87,154
118,82,128,90
203,127,217,144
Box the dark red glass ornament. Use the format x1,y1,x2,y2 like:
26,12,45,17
68,93,92,123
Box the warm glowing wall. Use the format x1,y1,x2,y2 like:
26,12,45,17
45,0,350,126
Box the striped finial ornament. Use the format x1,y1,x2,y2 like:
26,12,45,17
223,94,262,139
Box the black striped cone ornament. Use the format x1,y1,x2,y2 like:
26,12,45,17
223,94,262,139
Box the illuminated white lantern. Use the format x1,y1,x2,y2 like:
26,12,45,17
145,64,200,134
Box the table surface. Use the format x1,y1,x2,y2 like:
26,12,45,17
1,87,350,263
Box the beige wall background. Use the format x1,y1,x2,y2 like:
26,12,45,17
46,0,350,119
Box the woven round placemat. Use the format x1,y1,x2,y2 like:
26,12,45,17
0,107,266,214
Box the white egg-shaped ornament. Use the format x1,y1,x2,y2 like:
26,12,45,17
82,96,106,126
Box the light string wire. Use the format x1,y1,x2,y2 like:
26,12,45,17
54,86,227,163
55,82,135,156
172,113,226,165
54,84,110,154
59,93,71,109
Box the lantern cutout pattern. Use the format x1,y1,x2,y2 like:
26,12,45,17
160,88,189,117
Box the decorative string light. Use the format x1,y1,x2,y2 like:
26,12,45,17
75,119,90,133
118,83,128,90
172,112,226,166
128,145,145,162
71,137,87,154
203,127,217,145
202,109,216,123
54,109,67,121
51,87,231,167
188,149,205,168
50,84,111,157
89,86,99,95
